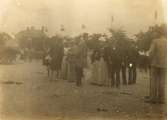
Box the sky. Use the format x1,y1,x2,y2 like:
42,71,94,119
0,0,167,36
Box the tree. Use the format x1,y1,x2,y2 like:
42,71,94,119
0,47,20,64
15,27,49,51
135,24,166,51
85,33,102,50
108,28,132,52
0,32,12,49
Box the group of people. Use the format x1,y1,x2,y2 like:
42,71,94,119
43,36,87,86
90,39,139,88
43,34,140,88
42,27,167,104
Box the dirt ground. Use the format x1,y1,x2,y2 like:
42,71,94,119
0,61,167,120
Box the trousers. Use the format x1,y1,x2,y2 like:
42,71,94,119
75,66,83,86
150,67,166,102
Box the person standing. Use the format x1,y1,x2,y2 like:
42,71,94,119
49,37,64,81
66,41,77,83
99,48,109,86
74,39,88,86
127,42,139,85
61,47,70,80
121,57,128,85
90,49,101,86
103,43,110,80
120,42,129,85
103,41,112,86
146,27,167,104
110,42,122,88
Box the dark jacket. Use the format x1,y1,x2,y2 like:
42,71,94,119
149,37,167,68
127,45,139,65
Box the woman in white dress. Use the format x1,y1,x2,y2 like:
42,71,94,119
90,48,109,86
61,47,70,80
90,49,101,85
99,55,109,86
66,44,77,82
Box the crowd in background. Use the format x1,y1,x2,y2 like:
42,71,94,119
1,24,167,104
42,32,147,88
41,24,167,104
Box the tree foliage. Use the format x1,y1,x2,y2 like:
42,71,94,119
0,32,12,48
85,33,102,50
108,28,132,52
15,27,49,51
135,24,167,51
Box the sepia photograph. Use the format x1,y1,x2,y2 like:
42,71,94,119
0,0,167,120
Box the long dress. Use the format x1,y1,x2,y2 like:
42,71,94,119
91,59,101,85
90,50,101,85
61,56,68,80
66,47,77,82
84,51,93,82
61,48,70,80
99,57,109,86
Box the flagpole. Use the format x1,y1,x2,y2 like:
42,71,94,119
154,10,158,25
60,24,65,36
81,24,86,34
110,15,114,30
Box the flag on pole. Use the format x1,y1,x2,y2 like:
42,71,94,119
81,24,86,29
111,16,114,23
155,10,158,20
60,24,65,31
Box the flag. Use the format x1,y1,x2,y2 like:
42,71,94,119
155,10,158,20
111,16,114,23
60,24,65,31
81,24,86,29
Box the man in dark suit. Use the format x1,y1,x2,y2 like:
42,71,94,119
110,40,122,88
74,38,88,86
127,43,139,84
146,31,167,104
121,54,128,85
104,39,124,88
103,40,112,86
